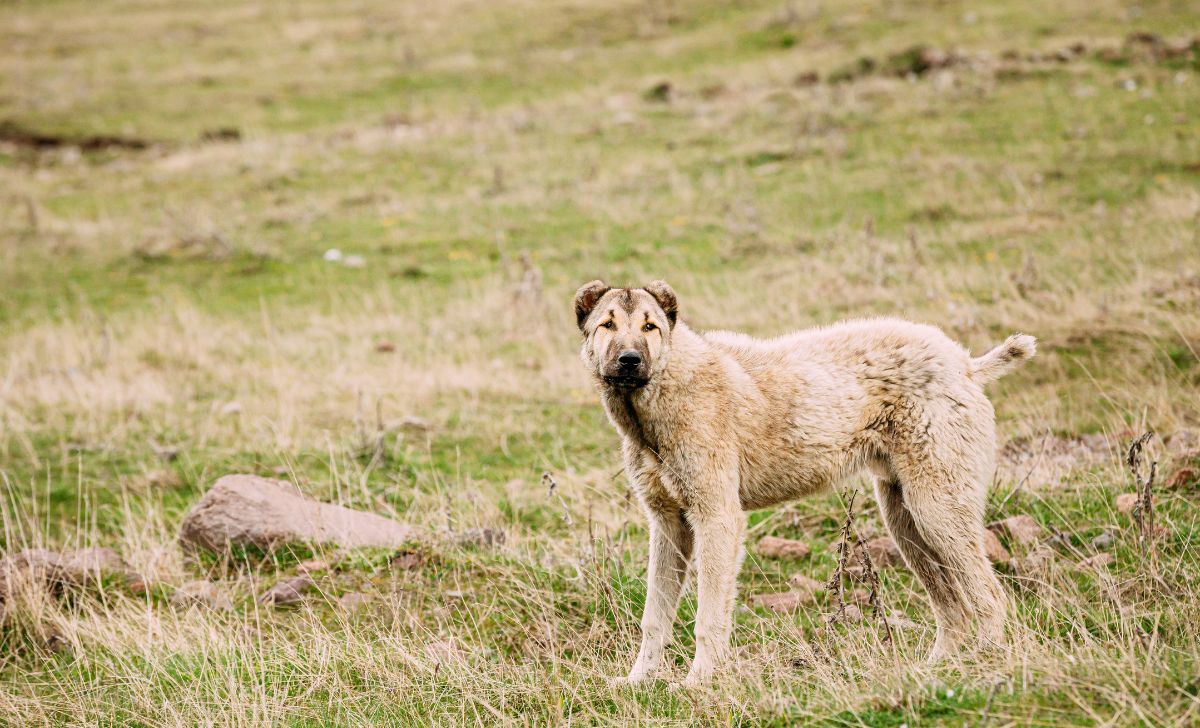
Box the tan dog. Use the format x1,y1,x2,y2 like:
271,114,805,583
574,280,1035,685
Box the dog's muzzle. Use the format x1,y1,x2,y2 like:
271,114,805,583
604,349,649,388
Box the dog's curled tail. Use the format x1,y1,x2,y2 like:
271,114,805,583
970,334,1036,384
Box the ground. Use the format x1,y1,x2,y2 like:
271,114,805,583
1,0,1199,725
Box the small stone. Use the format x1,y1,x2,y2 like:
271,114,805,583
337,591,372,613
864,537,905,569
982,529,1011,564
1092,531,1116,550
171,580,233,611
1167,467,1198,490
260,575,315,606
390,551,425,570
124,572,151,595
749,591,805,612
1115,493,1138,514
840,604,863,621
987,515,1044,548
794,70,820,87
1022,545,1056,574
787,573,825,602
757,536,811,560
850,588,871,604
884,613,921,630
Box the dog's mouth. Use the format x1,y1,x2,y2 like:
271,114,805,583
603,374,650,389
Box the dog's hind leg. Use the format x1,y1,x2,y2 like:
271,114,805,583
884,443,1008,660
874,476,974,660
624,507,693,683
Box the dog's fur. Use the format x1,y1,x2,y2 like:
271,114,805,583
574,279,1036,685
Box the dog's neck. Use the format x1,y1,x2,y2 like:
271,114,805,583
601,322,712,453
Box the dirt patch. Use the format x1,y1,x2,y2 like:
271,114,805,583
0,120,152,151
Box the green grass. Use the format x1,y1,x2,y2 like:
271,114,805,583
2,0,1200,724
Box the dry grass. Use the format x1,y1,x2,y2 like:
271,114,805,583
2,0,1199,724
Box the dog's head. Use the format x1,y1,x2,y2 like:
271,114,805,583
574,280,678,390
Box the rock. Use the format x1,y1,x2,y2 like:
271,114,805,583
0,548,126,596
1077,553,1113,570
1092,531,1115,550
787,573,825,602
749,591,805,613
982,529,1011,564
1115,493,1138,514
124,572,151,595
390,551,426,570
170,580,233,611
1022,545,1056,574
864,537,906,569
456,528,506,549
884,613,921,630
757,536,811,560
179,475,421,554
337,592,373,614
794,70,820,87
850,588,871,604
840,604,863,622
260,575,315,606
987,515,1044,548
1167,467,1198,491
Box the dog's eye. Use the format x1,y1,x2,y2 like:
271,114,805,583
643,322,656,332
601,321,615,330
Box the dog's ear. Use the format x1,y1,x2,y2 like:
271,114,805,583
643,280,677,327
574,280,610,330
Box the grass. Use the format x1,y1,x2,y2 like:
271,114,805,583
2,0,1200,724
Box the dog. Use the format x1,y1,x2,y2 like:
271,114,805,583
574,279,1035,685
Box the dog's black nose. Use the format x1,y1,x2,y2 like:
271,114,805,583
617,350,642,368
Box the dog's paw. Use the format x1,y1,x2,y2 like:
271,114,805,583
607,674,651,688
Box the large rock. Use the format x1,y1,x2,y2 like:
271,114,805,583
179,475,421,554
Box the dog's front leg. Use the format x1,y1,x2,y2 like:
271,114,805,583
685,478,745,686
624,507,693,683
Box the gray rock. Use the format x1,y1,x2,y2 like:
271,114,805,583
179,475,421,554
260,575,315,606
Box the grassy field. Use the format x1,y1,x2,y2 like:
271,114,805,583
2,0,1200,724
